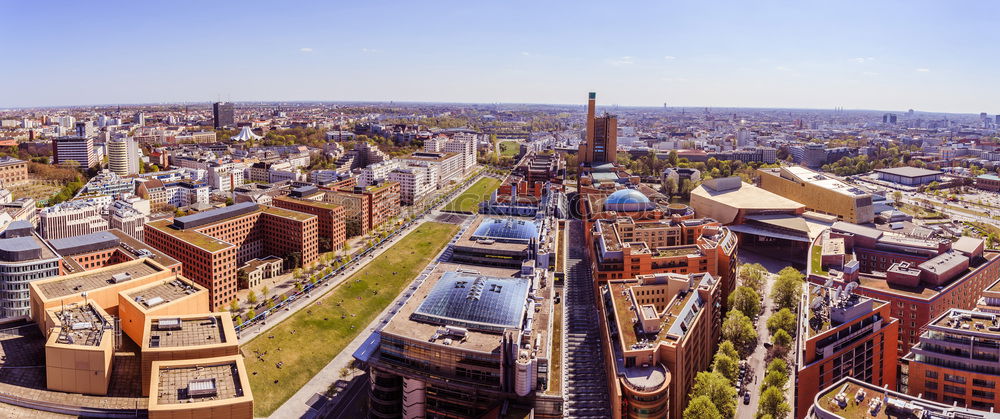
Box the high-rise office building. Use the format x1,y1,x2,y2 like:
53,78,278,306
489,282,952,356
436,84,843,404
579,92,617,165
52,136,98,168
213,102,235,129
107,137,141,176
134,112,145,126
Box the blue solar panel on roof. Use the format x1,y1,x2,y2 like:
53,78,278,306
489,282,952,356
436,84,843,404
470,218,539,243
411,272,530,334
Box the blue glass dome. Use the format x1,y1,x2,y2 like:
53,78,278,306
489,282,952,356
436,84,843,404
604,189,654,212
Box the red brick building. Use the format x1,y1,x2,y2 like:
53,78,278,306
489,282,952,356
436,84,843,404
144,202,318,309
272,196,346,253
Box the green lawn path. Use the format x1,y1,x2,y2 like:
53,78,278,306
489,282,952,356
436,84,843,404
242,221,460,416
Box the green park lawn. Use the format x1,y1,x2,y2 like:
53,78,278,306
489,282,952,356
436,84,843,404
499,141,520,157
442,177,501,213
242,221,459,416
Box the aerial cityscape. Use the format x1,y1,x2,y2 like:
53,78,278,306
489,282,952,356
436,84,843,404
4,1,1000,419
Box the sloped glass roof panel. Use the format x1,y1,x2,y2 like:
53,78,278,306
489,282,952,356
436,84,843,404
411,272,530,333
470,218,539,243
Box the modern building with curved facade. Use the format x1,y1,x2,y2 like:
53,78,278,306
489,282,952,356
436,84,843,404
0,224,62,320
597,272,721,418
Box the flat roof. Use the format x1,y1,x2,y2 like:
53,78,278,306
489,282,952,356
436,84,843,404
147,219,232,252
381,264,531,353
691,180,803,210
874,166,943,178
261,205,314,221
48,231,120,256
814,377,991,418
172,202,259,229
155,361,245,404
929,309,1000,337
50,303,110,347
36,259,163,299
776,166,870,197
860,251,999,299
410,272,530,334
127,278,203,309
148,316,227,349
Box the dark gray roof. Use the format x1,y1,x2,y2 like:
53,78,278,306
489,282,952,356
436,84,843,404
1,221,34,238
0,236,42,262
172,202,259,229
48,231,120,256
831,221,883,241
290,185,318,198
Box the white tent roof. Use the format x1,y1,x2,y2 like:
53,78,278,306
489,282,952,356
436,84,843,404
231,126,263,141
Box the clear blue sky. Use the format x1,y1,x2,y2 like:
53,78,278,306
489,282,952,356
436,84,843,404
4,1,998,113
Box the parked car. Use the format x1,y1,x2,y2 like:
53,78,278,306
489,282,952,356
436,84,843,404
744,393,751,405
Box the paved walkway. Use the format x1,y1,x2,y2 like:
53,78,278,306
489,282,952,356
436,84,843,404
260,175,486,419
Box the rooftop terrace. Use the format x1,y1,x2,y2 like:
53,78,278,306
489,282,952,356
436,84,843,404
814,377,990,418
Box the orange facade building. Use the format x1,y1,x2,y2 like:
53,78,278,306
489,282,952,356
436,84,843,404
903,309,1000,413
581,187,738,304
795,284,899,419
597,272,722,418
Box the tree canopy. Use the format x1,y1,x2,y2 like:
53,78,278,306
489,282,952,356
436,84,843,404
712,352,739,384
729,286,762,319
689,371,737,419
683,395,722,419
766,308,797,337
722,309,757,357
771,267,805,312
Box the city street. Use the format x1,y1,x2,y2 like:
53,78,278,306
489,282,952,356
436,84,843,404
734,251,796,419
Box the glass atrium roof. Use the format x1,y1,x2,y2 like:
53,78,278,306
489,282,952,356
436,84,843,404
411,272,530,334
470,218,539,243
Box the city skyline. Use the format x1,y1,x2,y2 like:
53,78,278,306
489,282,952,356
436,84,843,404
6,1,1000,113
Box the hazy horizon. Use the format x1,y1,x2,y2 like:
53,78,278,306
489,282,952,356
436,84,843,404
5,0,1000,114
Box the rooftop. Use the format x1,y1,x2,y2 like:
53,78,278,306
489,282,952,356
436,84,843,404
691,177,804,209
874,166,943,178
859,251,999,299
35,259,162,300
381,265,532,353
410,271,530,334
155,361,245,405
262,205,315,222
50,303,111,347
814,377,991,418
147,219,232,252
929,309,1000,337
775,166,871,197
126,278,204,310
147,316,227,349
469,217,539,243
